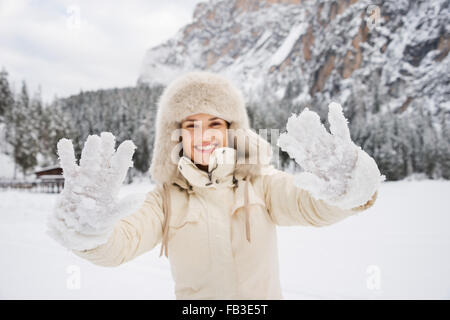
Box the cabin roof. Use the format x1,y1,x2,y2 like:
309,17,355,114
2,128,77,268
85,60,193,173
34,165,62,174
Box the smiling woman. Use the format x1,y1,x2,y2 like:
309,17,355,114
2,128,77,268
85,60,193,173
180,113,230,171
50,71,381,300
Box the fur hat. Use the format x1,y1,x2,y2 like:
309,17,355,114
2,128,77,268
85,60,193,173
149,70,272,187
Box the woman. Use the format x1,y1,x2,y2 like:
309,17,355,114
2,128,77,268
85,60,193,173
47,71,383,300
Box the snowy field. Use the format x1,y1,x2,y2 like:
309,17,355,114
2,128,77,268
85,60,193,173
0,178,449,299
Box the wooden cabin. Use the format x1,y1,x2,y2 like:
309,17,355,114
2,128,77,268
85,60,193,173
0,165,65,193
34,165,64,193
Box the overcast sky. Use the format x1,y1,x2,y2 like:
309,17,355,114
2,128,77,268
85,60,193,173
0,0,201,103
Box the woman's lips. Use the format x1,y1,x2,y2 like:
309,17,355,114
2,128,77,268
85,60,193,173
194,143,218,154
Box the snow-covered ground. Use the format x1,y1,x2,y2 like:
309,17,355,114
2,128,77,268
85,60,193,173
0,179,449,299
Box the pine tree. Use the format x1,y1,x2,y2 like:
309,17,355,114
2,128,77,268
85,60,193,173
0,67,14,121
5,81,40,177
437,110,450,179
133,126,151,173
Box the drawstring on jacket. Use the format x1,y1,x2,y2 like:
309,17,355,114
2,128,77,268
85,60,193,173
159,176,251,258
159,183,171,258
244,176,251,243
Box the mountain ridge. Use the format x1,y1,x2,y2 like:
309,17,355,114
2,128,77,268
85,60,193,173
137,0,449,118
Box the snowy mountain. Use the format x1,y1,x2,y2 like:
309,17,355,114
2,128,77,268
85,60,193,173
138,0,449,117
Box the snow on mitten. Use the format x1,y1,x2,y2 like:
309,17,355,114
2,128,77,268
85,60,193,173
277,102,385,210
46,132,146,251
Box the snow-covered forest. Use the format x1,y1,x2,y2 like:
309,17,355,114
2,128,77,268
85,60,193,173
0,64,448,182
0,68,163,181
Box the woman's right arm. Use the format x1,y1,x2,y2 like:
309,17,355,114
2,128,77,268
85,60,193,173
72,184,165,267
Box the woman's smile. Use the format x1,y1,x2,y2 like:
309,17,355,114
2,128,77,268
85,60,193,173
194,142,219,154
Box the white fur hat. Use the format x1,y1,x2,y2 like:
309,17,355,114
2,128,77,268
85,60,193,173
149,70,272,187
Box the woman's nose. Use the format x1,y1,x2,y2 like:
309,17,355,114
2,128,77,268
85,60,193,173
203,128,223,142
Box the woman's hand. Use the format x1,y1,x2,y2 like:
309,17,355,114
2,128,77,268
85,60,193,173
277,102,385,210
46,132,141,251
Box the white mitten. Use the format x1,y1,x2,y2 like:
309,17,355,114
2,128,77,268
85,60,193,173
46,132,147,251
277,102,385,210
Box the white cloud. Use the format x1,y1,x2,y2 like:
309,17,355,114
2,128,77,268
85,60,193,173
0,0,201,103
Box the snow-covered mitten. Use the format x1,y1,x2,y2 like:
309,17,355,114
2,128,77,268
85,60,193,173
277,102,385,210
46,132,146,251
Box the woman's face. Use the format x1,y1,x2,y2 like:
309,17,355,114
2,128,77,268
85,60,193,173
180,113,229,166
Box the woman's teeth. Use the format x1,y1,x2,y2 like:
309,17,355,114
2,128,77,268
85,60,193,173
195,144,218,152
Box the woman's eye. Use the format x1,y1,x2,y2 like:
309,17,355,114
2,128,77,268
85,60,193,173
211,122,222,127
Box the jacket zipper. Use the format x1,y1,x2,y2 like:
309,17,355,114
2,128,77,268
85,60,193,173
205,166,217,186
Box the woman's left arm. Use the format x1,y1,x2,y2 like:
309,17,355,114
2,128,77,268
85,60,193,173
259,167,378,227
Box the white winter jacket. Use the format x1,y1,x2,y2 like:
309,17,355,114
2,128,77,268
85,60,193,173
73,147,377,299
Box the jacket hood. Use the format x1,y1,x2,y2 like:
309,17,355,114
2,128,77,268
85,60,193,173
149,70,273,186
